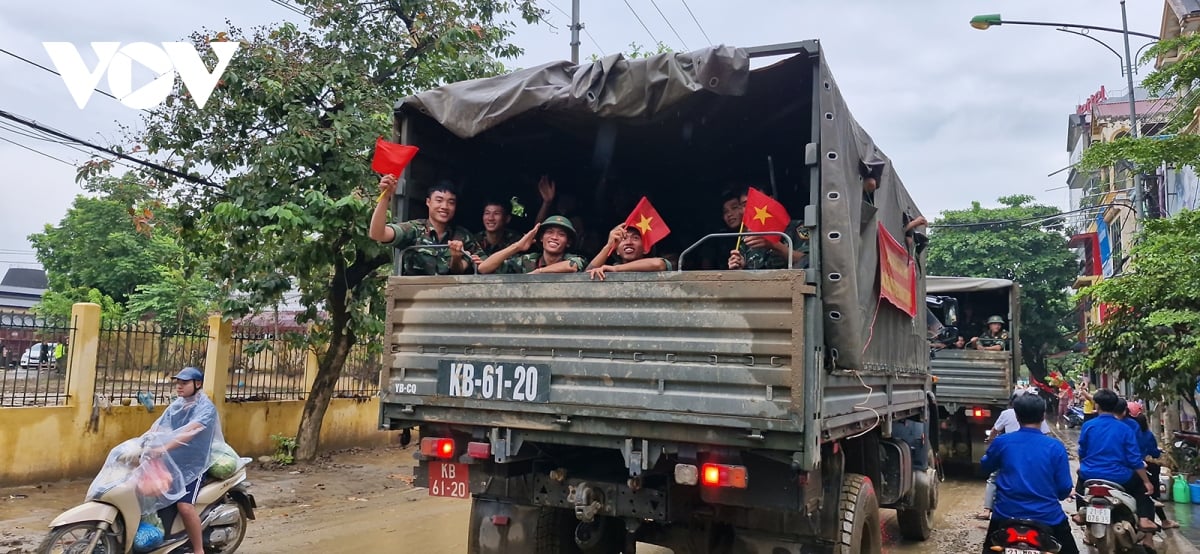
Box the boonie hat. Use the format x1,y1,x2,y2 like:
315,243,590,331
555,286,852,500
540,215,577,241
173,367,204,382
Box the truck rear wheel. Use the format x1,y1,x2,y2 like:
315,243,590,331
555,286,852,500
835,473,881,554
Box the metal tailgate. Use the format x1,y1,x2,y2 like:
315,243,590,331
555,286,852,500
382,271,814,439
930,350,1012,407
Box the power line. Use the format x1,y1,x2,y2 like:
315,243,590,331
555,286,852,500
543,0,606,56
267,0,306,16
0,134,75,167
678,0,712,46
0,109,222,190
0,47,120,102
622,0,661,47
647,0,688,51
0,120,141,172
928,203,1133,229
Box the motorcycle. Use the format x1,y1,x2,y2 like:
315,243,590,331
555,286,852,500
1074,479,1153,554
1064,405,1085,429
1173,429,1200,460
987,518,1063,553
37,454,255,553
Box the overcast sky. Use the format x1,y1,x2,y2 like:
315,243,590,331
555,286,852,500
0,0,1164,275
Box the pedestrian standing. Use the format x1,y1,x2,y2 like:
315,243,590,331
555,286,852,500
1131,405,1179,529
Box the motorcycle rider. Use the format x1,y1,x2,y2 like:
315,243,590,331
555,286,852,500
1075,388,1156,533
980,393,1078,554
149,367,222,553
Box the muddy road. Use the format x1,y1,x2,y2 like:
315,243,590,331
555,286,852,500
0,444,1065,553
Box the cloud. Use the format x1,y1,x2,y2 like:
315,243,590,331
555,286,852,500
0,0,1163,276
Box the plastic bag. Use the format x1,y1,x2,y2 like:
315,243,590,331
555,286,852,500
133,519,164,552
207,441,240,479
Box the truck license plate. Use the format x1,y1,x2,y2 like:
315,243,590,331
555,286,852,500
1086,506,1111,524
1004,549,1038,554
428,462,468,498
437,360,550,402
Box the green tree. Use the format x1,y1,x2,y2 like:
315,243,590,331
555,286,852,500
926,195,1079,380
82,0,541,461
29,175,179,308
1084,210,1200,412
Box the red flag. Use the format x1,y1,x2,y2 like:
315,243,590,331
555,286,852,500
371,137,419,176
742,187,790,243
877,222,917,317
623,196,670,253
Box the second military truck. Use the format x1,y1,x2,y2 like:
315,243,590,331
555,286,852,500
381,42,937,553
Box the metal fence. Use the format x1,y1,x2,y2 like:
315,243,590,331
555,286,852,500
95,321,209,407
0,311,75,406
227,326,308,401
336,341,382,398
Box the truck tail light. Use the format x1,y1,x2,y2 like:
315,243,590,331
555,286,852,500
467,441,491,459
970,408,991,418
420,437,455,460
700,463,748,489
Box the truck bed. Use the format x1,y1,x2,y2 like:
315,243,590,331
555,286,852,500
930,350,1011,408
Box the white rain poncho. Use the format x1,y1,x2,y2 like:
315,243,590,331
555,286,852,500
87,391,223,514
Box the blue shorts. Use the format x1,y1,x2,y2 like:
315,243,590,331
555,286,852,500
179,477,202,505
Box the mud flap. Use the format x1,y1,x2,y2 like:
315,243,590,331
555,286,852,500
468,497,550,554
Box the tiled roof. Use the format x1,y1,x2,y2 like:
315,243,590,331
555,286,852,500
0,268,47,290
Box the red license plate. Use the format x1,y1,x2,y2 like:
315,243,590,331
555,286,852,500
427,462,469,498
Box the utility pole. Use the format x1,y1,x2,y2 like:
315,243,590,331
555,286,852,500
1120,0,1143,232
570,0,581,64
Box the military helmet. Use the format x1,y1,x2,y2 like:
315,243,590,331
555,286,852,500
540,215,577,242
986,315,1005,325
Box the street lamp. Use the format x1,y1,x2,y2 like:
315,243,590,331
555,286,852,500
969,3,1159,231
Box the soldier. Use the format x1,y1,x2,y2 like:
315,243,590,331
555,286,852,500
368,175,479,275
974,316,1010,352
477,216,586,274
586,224,673,280
727,220,810,270
475,199,522,255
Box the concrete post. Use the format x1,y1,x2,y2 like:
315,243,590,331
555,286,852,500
67,303,101,431
204,314,232,412
304,347,319,394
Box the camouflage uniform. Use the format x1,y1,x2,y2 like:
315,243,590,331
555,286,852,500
496,252,586,274
474,229,522,256
386,219,480,276
739,220,811,270
977,329,1010,351
606,255,675,271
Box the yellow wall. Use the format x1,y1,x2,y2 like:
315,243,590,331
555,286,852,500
0,305,397,486
0,399,394,486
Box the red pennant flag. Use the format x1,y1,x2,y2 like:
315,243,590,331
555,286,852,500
742,187,790,243
371,137,419,176
623,196,670,253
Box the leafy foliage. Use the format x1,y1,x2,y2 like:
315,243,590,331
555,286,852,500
77,0,541,460
927,195,1079,379
1084,210,1200,409
1078,35,1200,171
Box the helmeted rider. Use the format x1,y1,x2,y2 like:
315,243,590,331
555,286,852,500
973,315,1009,351
980,393,1079,554
148,367,223,553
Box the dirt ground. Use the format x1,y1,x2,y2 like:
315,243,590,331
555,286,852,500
0,431,1166,554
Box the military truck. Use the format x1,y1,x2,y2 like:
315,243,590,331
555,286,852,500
926,276,1021,466
380,42,937,553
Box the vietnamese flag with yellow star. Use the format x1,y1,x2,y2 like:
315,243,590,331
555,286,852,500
742,187,790,243
623,196,670,253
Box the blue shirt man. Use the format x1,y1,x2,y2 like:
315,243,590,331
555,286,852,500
980,394,1078,554
982,428,1073,525
1078,413,1143,484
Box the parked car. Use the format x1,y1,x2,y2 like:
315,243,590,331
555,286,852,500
20,342,58,369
